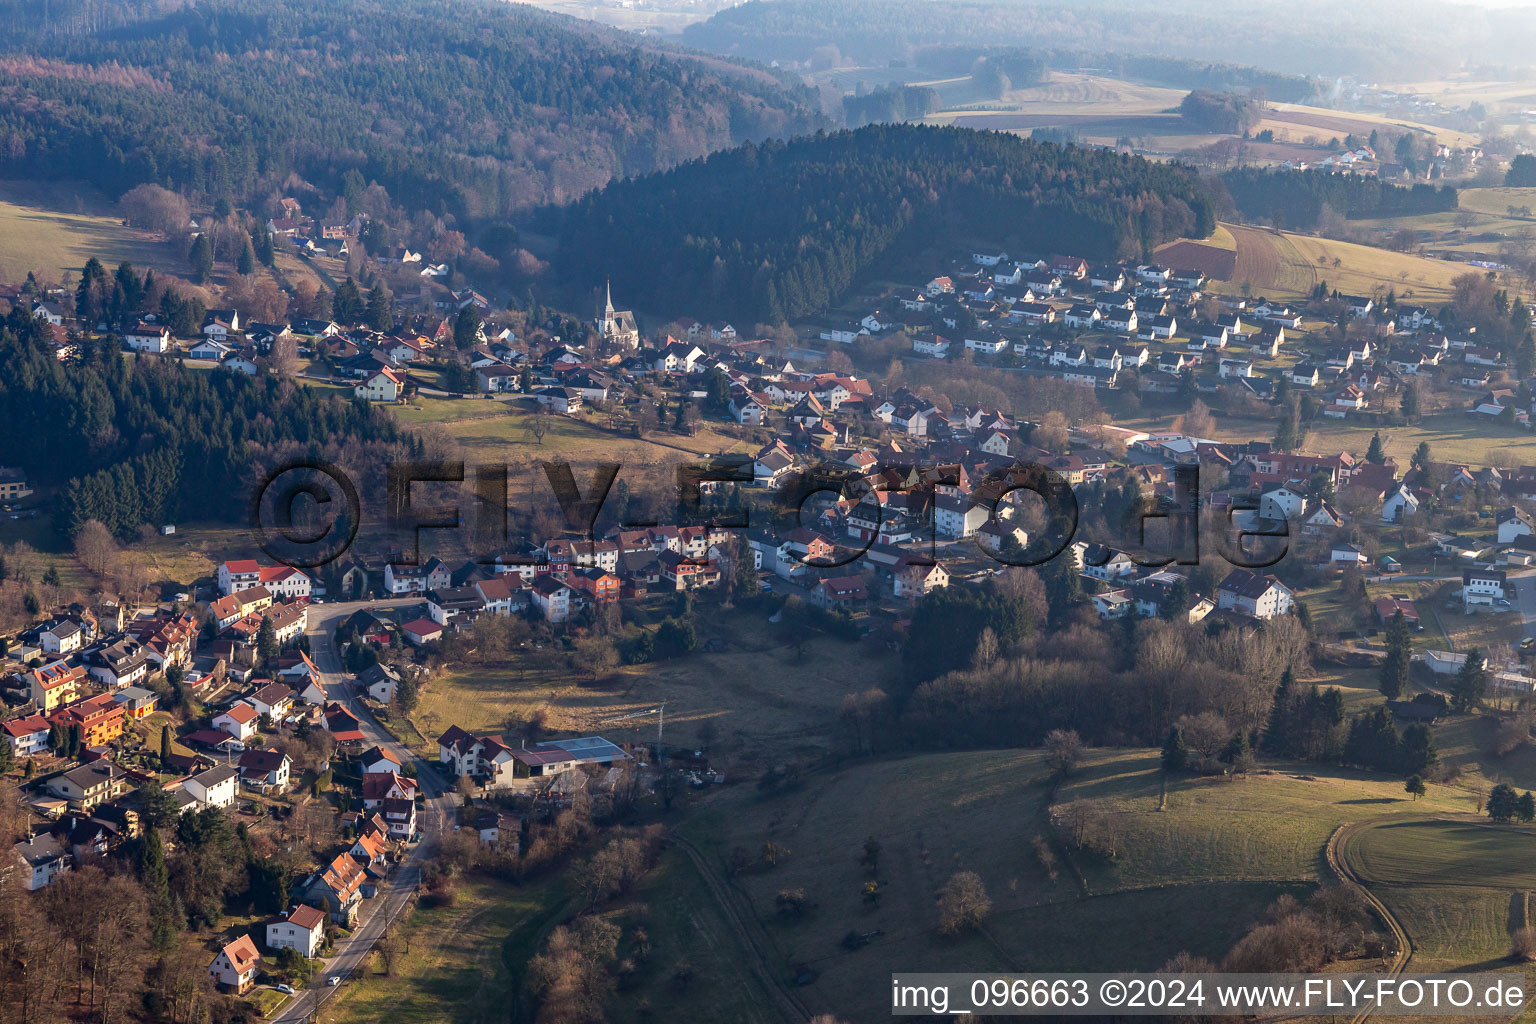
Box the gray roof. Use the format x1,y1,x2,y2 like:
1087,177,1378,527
13,833,66,865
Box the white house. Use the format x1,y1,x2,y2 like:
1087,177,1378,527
1498,507,1533,545
208,936,262,994
1258,486,1306,521
355,367,406,402
213,702,259,742
1216,569,1294,620
180,764,239,809
266,905,326,959
12,834,69,891
1462,567,1507,610
1382,484,1420,523
123,322,172,353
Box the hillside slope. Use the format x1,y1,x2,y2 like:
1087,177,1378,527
0,0,825,220
543,122,1214,324
682,0,1536,81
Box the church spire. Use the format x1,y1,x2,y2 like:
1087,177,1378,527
604,278,614,319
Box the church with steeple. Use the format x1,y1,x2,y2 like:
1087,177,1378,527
594,280,639,349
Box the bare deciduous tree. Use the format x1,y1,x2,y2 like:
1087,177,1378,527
936,871,991,935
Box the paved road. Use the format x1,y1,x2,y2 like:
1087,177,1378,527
1513,573,1536,645
270,599,456,1024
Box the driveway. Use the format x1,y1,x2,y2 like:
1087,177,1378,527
269,600,456,1024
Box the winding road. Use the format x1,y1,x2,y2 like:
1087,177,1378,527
268,600,457,1024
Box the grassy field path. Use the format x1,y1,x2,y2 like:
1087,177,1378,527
672,834,811,1023
1328,821,1412,1024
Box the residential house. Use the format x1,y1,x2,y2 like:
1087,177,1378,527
181,764,239,809
237,747,291,793
355,366,406,402
305,851,367,925
266,905,327,959
1215,569,1295,620
13,834,69,890
2,714,50,758
1462,567,1507,610
894,561,949,600
213,702,260,741
46,761,129,812
1499,507,1534,545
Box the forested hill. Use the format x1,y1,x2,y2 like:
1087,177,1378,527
0,0,825,220
0,309,410,542
543,124,1214,325
682,0,1536,81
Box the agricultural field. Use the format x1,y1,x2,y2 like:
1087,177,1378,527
1255,103,1479,150
320,877,563,1024
411,606,884,766
1187,224,1471,304
392,397,755,474
1116,408,1536,472
0,185,180,284
674,747,1474,1022
1346,819,1536,972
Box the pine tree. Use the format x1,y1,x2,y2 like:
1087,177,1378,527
395,674,418,715
1161,726,1188,772
160,723,173,764
1273,402,1299,452
237,235,255,275
1453,647,1488,711
1366,431,1386,464
257,614,279,664
334,277,364,323
1489,782,1520,822
1400,723,1438,775
188,234,214,283
366,285,393,331
254,228,275,267
138,825,169,902
1378,609,1411,699
1404,774,1425,800
0,738,13,774
1520,791,1536,823
1220,729,1253,773
1262,668,1296,755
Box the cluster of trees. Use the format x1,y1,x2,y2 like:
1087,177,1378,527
843,84,941,126
0,310,407,540
898,601,1309,750
0,0,824,221
1221,168,1459,229
1341,706,1438,776
1487,783,1536,823
1179,90,1264,134
549,123,1215,324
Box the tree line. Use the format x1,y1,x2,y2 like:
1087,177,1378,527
546,123,1215,324
1221,167,1458,230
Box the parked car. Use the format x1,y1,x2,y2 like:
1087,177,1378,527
328,976,342,987
276,984,295,994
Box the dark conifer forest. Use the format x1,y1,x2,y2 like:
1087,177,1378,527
0,310,407,539
1221,168,1459,230
0,0,825,220
545,123,1215,323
